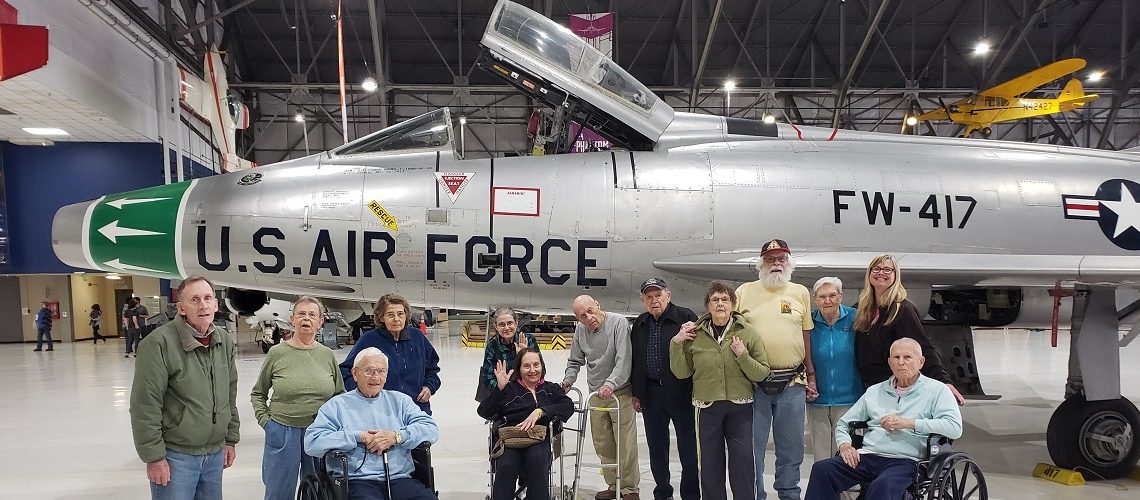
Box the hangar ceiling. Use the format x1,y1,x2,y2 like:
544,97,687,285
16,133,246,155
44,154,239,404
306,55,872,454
115,0,1140,160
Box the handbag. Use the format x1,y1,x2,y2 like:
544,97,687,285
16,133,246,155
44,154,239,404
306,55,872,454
757,363,805,395
490,424,547,459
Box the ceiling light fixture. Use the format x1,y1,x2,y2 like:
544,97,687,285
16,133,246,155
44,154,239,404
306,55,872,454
1087,71,1104,82
361,77,378,92
105,274,122,280
22,127,69,136
905,116,918,126
762,114,776,124
974,42,990,55
294,113,305,123
724,80,737,91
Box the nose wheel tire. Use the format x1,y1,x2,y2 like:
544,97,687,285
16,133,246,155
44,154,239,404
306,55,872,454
1047,395,1140,479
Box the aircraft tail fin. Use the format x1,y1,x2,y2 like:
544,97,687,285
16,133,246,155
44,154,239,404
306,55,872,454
1061,77,1085,98
1058,78,1099,110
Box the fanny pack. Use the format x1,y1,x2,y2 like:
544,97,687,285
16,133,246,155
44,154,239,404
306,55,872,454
490,425,548,459
757,363,805,395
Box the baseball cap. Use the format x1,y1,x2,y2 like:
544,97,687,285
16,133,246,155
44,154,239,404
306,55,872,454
640,278,668,293
760,239,791,257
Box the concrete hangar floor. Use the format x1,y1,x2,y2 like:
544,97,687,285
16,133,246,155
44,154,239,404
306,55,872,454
2,327,1137,499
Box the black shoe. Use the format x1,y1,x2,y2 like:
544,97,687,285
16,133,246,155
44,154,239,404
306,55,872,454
125,354,131,358
33,348,42,352
46,348,54,351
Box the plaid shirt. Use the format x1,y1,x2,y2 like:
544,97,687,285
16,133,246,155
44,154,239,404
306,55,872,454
481,333,540,388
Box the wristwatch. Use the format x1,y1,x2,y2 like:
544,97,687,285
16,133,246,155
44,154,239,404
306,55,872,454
394,430,403,445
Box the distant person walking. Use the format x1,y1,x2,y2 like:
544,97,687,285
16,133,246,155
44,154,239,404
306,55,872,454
90,304,107,344
33,301,54,352
124,297,149,358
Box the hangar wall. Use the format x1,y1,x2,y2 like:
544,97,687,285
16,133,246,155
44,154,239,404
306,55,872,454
0,142,163,274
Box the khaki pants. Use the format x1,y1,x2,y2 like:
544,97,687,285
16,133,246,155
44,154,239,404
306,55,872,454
808,404,853,462
589,386,639,495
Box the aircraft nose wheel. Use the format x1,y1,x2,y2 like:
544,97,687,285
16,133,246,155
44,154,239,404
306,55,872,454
1047,395,1140,479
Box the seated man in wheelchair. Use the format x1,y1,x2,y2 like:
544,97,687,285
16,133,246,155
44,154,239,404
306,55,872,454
805,338,963,500
477,348,575,500
305,347,439,499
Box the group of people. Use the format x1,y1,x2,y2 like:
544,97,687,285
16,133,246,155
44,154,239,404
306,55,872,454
475,239,964,500
129,278,442,500
125,237,964,500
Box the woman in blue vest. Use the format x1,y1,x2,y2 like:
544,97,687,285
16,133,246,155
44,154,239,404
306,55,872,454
808,277,862,462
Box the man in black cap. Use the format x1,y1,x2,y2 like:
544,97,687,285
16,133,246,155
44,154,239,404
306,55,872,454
631,278,699,500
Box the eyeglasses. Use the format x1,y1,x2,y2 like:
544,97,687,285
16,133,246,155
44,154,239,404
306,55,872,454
816,293,840,301
708,297,733,304
762,255,789,264
871,266,895,275
383,311,407,319
294,311,321,318
357,368,386,377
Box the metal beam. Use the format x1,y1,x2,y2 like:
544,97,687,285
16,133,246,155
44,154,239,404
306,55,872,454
832,0,893,127
688,0,725,110
403,0,456,78
786,2,832,82
178,0,256,38
729,0,766,78
853,0,909,85
916,0,972,83
776,1,829,81
1097,39,1140,149
1055,0,1109,57
660,0,690,86
980,0,1050,90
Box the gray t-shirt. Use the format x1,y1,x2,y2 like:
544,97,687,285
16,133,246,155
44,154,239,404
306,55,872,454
563,312,633,392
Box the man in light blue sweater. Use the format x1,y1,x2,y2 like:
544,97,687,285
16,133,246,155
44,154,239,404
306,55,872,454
804,338,963,500
305,347,439,499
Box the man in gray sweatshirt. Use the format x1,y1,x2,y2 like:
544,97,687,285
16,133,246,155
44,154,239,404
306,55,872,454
563,295,640,500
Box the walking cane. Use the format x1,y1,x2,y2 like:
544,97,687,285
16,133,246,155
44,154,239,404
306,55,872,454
382,450,393,499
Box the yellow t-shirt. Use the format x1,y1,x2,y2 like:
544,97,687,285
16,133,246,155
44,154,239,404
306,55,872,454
735,281,813,370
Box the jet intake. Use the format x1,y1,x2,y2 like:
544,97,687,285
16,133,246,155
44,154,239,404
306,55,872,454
225,287,268,315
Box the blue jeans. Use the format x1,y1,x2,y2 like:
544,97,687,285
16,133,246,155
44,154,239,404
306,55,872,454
36,327,52,350
150,448,224,500
753,384,807,500
262,419,317,500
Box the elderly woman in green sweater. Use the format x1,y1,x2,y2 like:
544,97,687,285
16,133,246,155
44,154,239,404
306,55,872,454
251,296,345,500
671,280,771,500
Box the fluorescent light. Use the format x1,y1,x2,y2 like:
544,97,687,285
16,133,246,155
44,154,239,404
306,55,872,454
762,114,776,124
1087,71,1104,82
459,116,467,126
361,77,378,92
974,42,990,55
294,113,305,123
905,116,918,126
22,127,69,136
105,275,122,280
724,80,737,91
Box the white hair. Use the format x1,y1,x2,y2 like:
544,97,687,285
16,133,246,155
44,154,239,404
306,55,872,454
889,337,923,357
813,277,843,295
353,347,388,368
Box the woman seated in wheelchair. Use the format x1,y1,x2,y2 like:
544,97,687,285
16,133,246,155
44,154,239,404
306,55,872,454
305,347,439,500
804,338,962,500
477,348,575,500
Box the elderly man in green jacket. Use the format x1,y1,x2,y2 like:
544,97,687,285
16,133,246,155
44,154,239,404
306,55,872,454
803,337,963,500
130,277,239,500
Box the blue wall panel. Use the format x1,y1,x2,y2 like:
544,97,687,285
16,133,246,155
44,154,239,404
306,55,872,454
1,142,164,274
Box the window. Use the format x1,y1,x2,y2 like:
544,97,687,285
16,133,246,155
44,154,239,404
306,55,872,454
334,109,451,156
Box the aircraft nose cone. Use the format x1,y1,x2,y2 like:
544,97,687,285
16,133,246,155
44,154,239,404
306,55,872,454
52,200,95,268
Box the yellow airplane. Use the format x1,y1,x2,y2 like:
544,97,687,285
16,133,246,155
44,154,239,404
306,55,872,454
915,58,1099,137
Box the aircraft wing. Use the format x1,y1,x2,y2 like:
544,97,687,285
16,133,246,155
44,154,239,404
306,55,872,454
978,58,1086,98
653,251,1140,288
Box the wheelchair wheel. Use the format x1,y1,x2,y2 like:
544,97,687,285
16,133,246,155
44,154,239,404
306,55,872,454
926,456,987,500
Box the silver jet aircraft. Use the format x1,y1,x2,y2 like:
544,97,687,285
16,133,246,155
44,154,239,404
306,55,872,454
53,0,1139,479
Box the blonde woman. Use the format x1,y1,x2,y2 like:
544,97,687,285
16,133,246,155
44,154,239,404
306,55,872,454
251,296,345,500
852,255,965,405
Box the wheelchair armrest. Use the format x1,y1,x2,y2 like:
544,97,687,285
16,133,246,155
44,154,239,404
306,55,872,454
924,434,954,458
846,420,870,450
848,421,870,431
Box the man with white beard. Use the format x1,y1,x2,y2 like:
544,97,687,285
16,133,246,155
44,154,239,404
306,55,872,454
735,239,817,500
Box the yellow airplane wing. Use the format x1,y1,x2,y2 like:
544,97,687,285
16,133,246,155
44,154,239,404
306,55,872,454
978,58,1087,99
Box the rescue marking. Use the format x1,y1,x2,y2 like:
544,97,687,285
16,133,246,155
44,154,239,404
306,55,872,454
367,200,399,231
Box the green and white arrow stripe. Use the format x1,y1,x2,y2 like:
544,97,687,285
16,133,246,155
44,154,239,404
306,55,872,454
85,180,197,279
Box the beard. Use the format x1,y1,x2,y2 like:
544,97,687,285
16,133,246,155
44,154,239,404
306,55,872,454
759,263,794,289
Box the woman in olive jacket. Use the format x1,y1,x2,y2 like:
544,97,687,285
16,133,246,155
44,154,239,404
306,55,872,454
670,281,770,500
478,348,575,500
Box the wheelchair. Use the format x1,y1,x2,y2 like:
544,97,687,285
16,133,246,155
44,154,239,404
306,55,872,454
846,421,987,500
485,417,569,500
296,441,436,500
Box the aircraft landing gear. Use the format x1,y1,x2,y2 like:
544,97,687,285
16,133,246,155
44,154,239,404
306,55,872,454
1047,396,1140,479
981,127,993,137
1048,286,1140,479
